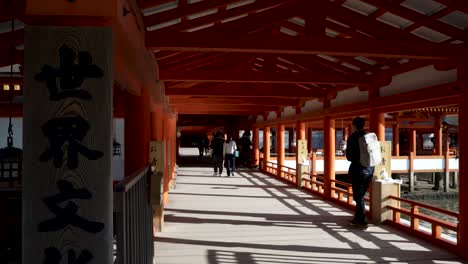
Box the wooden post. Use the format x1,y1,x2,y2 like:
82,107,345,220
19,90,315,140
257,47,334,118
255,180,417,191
324,116,336,198
434,113,443,155
125,89,151,177
296,120,306,166
253,127,260,167
410,129,417,155
277,124,285,178
392,123,400,156
343,126,349,141
263,126,270,170
162,113,170,203
24,27,113,263
444,134,450,192
409,151,415,192
150,105,165,234
370,111,385,141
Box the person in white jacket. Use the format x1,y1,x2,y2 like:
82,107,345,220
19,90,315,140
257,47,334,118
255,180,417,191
223,135,237,176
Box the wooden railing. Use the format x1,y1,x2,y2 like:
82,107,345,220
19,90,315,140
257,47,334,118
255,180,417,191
279,165,296,184
302,172,324,195
385,195,458,245
330,179,354,205
114,167,154,264
265,161,277,175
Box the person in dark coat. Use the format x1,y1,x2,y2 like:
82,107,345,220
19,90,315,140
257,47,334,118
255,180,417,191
346,117,375,229
211,131,225,175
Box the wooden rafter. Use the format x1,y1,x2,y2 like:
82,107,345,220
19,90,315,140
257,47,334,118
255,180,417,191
159,69,369,85
165,83,327,98
168,97,301,106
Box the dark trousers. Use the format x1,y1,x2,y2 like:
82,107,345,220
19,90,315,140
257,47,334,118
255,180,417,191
213,155,223,174
349,162,374,225
225,154,235,175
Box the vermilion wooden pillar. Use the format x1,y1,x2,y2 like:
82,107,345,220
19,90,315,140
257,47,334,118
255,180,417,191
152,105,163,141
457,64,468,259
369,86,385,141
296,120,306,165
162,112,170,204
324,116,335,198
392,123,400,156
277,124,285,178
169,115,177,181
434,113,443,155
410,129,417,155
370,111,385,141
253,127,260,167
263,126,271,169
125,89,150,177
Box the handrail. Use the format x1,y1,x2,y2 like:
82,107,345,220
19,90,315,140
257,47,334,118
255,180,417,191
114,165,154,264
388,195,459,218
385,195,459,244
114,166,149,193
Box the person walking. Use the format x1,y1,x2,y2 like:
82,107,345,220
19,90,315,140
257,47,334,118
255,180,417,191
211,131,225,176
223,135,237,176
345,117,375,229
239,132,252,168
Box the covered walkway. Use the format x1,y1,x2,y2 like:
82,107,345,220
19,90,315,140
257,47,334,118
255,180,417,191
155,156,465,264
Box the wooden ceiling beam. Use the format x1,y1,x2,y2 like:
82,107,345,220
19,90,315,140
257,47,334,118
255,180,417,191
173,104,279,111
147,32,463,59
361,0,468,43
159,69,369,85
138,0,175,10
324,1,421,43
436,0,468,15
165,84,327,97
152,0,294,33
168,97,301,106
144,0,237,26
203,0,299,34
175,109,262,115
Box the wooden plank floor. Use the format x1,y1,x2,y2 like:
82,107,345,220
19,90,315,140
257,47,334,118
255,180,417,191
155,165,466,264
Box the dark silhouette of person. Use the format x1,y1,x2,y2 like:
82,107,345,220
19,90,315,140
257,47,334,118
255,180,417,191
345,117,374,229
239,132,252,168
211,132,225,175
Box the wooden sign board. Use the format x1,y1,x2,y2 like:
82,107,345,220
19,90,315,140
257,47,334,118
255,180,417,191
24,26,113,263
150,141,164,205
374,141,392,179
297,139,308,164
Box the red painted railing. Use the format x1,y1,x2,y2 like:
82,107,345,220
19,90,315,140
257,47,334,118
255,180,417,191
385,195,458,247
264,161,296,185
260,158,458,255
279,165,296,184
302,172,324,195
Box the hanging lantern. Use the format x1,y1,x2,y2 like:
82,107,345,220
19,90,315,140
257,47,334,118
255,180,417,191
0,132,22,187
0,16,22,187
113,138,122,157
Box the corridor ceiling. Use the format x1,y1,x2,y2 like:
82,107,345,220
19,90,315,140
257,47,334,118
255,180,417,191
1,0,468,122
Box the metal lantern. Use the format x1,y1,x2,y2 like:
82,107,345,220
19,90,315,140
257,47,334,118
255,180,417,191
0,134,22,186
113,138,122,157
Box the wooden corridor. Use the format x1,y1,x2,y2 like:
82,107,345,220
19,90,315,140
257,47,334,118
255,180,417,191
154,164,466,264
